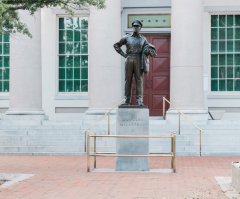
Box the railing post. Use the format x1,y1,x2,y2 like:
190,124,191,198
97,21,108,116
84,131,87,152
173,133,176,173
171,132,173,169
108,112,110,135
87,132,90,172
200,130,202,157
94,132,96,168
179,113,180,135
163,98,165,120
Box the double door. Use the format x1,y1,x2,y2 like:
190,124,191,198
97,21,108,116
130,35,171,116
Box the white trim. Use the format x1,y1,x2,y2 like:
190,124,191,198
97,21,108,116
204,6,240,13
52,8,90,14
54,95,88,100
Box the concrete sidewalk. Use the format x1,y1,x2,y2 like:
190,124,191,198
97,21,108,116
0,156,238,198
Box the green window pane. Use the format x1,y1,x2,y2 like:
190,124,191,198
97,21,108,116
211,80,218,91
81,80,88,92
66,30,73,41
81,18,88,29
211,67,218,78
3,33,9,42
219,67,226,78
0,81,2,92
227,79,233,91
0,44,2,55
81,42,88,54
227,54,233,65
0,57,2,67
3,68,9,80
235,54,240,65
81,68,88,79
74,30,80,42
74,80,80,92
66,80,73,92
235,28,240,39
235,41,240,52
211,54,218,65
59,68,65,79
59,43,65,54
81,30,88,41
74,42,80,54
66,56,73,67
227,67,233,78
59,30,65,42
65,18,73,29
227,28,233,39
59,56,65,67
3,43,9,54
73,18,80,29
235,79,240,91
219,80,226,91
74,56,80,67
74,68,80,79
219,15,226,27
66,68,73,79
4,56,9,67
0,69,2,80
227,15,233,27
235,67,240,78
211,28,218,40
219,28,226,39
59,18,65,29
211,15,218,27
219,41,225,52
59,80,65,92
3,81,9,92
0,33,2,42
66,42,73,54
81,55,88,67
227,41,233,52
235,15,240,26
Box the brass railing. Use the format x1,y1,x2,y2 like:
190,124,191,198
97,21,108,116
162,97,204,156
86,132,176,173
82,98,126,152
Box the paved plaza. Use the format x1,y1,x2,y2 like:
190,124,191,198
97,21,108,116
0,156,238,198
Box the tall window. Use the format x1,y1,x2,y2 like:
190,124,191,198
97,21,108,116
0,33,10,92
58,17,88,93
211,15,240,91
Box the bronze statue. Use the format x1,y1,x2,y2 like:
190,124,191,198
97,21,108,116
114,20,157,106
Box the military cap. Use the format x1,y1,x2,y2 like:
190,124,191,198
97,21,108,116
132,20,143,27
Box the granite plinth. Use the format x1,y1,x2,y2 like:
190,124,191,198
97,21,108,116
119,105,148,109
116,108,149,171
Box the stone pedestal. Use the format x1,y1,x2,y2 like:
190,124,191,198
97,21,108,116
116,107,149,171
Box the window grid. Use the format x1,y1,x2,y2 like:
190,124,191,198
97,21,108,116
58,17,88,93
211,15,240,91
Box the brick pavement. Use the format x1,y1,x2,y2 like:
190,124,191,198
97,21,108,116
0,156,238,199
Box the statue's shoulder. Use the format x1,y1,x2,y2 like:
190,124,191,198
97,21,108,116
124,33,131,38
139,34,147,40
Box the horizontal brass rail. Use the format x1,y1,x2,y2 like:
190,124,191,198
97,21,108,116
95,152,173,155
90,154,174,157
89,135,174,138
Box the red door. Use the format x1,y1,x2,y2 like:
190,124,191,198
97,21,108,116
130,35,170,116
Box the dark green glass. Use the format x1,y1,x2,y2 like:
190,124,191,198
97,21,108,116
211,80,218,91
219,80,226,91
227,79,233,91
219,15,226,27
66,68,73,79
227,67,233,78
235,41,240,52
0,57,2,67
211,15,218,27
227,28,233,39
74,30,80,41
219,67,226,78
59,80,65,92
66,56,73,67
211,54,218,65
81,55,88,67
235,79,240,91
3,33,9,42
81,18,88,29
66,42,73,54
227,15,233,27
74,18,80,29
0,69,2,80
80,42,88,54
0,44,2,55
219,41,225,52
3,43,9,54
211,28,218,40
0,33,2,42
74,80,80,92
59,68,65,79
219,28,226,39
66,30,73,41
211,67,218,78
74,68,80,79
74,42,80,54
227,41,233,52
235,54,240,65
3,68,9,80
66,80,73,92
81,30,88,41
59,56,65,67
59,43,65,54
235,67,240,78
4,56,9,67
74,56,80,67
59,18,65,29
235,15,240,26
81,68,88,79
3,81,9,92
0,81,2,92
81,80,88,92
235,28,240,39
65,18,73,29
227,54,233,65
59,30,65,42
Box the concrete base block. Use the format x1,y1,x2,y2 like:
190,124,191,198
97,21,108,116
232,162,240,191
209,110,225,120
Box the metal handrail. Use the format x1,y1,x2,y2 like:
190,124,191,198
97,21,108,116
162,97,204,156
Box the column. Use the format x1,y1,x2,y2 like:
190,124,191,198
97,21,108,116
87,0,122,113
167,0,207,120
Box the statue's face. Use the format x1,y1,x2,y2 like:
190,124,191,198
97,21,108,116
133,25,141,34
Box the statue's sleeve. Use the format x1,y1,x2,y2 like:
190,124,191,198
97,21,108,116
113,37,127,57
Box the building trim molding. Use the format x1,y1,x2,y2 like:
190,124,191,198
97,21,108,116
204,6,240,12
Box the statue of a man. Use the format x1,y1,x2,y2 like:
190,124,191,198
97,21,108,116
113,20,157,106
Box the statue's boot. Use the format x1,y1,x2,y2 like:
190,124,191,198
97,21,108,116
137,97,144,106
122,97,131,105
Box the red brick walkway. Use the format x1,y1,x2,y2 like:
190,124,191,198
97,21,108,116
0,156,238,199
